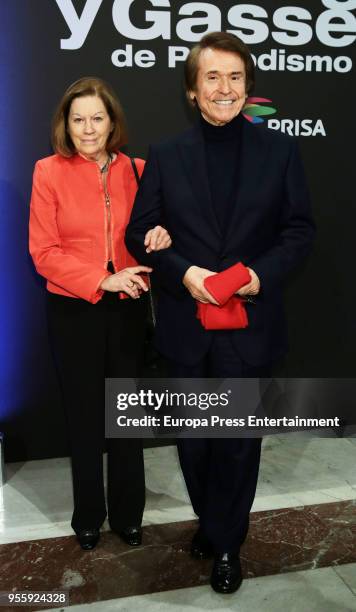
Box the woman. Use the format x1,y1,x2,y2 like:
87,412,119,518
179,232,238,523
29,77,171,550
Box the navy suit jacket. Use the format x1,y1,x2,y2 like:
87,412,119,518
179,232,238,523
125,117,315,367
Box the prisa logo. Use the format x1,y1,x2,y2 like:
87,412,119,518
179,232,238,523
243,97,277,124
243,97,327,136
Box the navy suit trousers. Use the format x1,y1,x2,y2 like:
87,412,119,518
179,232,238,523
170,332,269,552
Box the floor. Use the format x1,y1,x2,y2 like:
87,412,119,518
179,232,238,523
1,435,356,611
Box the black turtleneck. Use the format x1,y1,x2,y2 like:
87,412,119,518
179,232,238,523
200,113,242,235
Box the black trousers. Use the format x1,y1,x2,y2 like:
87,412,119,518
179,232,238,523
169,331,269,553
47,289,148,532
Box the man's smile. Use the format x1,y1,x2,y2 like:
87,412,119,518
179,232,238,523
213,100,235,105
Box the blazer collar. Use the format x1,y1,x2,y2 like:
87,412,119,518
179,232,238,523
70,150,121,167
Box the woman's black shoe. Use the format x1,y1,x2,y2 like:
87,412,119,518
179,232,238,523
118,526,142,546
76,528,100,550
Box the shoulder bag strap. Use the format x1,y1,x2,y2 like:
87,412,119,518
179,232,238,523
130,158,156,327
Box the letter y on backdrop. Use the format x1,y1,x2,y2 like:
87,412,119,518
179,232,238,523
55,0,104,49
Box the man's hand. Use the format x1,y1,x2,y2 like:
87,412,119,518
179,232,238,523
144,225,172,253
236,267,260,296
183,266,219,304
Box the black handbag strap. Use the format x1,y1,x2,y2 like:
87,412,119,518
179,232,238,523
130,157,140,186
130,158,156,327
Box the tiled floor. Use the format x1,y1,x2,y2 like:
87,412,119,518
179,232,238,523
1,435,356,611
44,565,356,612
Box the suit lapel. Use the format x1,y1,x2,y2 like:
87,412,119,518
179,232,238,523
177,118,271,253
223,118,272,250
178,125,222,245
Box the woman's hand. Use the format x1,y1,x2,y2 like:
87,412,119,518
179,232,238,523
100,266,152,298
144,225,172,253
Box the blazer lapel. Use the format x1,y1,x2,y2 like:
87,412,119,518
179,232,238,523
223,118,272,250
178,125,222,245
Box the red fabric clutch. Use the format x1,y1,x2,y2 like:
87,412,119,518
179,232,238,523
204,262,251,305
196,297,249,330
196,262,251,330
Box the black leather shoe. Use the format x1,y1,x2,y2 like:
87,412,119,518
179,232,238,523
118,526,142,546
76,528,100,550
210,552,243,594
190,528,214,559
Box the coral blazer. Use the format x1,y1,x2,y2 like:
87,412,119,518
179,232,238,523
29,152,144,303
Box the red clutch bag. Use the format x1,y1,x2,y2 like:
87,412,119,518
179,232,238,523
196,262,251,330
196,297,249,330
204,262,251,304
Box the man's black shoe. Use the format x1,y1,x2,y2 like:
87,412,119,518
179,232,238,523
190,528,214,559
210,552,243,594
76,528,100,550
118,526,142,546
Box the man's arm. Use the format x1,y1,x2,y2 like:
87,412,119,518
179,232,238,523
249,138,316,294
125,145,197,298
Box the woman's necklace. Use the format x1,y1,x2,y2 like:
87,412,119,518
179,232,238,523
100,153,112,173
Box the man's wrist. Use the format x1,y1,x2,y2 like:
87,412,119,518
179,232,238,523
183,265,197,286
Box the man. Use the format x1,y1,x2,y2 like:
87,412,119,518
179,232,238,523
125,32,315,594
